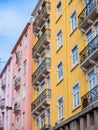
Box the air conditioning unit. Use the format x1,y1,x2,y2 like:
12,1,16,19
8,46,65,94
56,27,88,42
55,121,61,126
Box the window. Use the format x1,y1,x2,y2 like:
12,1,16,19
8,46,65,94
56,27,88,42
86,30,93,43
88,70,96,90
23,83,26,98
95,23,98,35
57,62,63,81
72,45,78,66
71,11,76,32
36,118,39,130
57,1,62,18
22,112,25,127
57,97,63,120
17,90,20,102
57,30,62,49
41,81,45,92
24,60,27,73
41,113,45,128
16,117,20,130
73,83,80,108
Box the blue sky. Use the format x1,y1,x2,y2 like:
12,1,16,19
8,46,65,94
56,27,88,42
0,0,38,70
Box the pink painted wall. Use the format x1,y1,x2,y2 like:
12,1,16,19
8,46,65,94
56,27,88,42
0,21,34,130
10,22,34,130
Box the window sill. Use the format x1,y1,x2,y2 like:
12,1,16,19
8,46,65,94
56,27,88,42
56,78,63,86
69,27,78,37
70,62,79,72
58,117,64,122
56,45,63,53
72,105,81,112
68,0,73,5
55,15,62,24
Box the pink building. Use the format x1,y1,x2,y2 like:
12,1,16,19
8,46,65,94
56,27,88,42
0,57,13,130
0,21,34,130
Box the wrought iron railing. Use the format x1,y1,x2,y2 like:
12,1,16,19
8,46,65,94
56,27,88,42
16,50,22,61
14,102,20,111
14,76,21,88
81,85,98,109
32,57,51,84
32,29,51,57
40,124,51,130
80,35,98,64
31,89,51,112
33,1,51,27
1,78,6,88
78,0,98,26
0,120,4,128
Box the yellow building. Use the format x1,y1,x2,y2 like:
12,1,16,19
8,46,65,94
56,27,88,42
31,0,98,130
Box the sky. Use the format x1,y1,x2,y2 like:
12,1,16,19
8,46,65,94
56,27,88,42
0,0,38,70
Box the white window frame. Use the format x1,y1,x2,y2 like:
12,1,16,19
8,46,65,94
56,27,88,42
72,82,80,108
70,11,76,32
71,45,78,66
57,62,63,82
57,30,62,49
57,96,64,120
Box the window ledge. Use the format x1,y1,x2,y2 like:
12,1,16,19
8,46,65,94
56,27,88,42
72,105,81,112
56,45,63,53
58,117,64,122
68,0,73,5
56,15,62,24
56,78,63,86
69,27,78,37
70,62,79,72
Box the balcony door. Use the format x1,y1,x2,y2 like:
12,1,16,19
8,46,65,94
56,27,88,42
88,70,97,103
88,70,96,90
41,113,45,129
87,30,94,54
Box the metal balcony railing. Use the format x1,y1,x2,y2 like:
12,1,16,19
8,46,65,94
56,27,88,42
32,29,51,58
33,1,51,28
0,120,4,128
80,35,98,64
31,89,51,112
1,78,6,88
78,0,98,26
81,85,98,109
32,58,51,86
14,102,20,111
0,98,5,108
16,50,22,61
14,76,21,89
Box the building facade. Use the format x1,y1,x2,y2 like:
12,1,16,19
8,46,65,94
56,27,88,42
31,0,98,130
0,58,13,130
0,21,34,130
31,0,51,130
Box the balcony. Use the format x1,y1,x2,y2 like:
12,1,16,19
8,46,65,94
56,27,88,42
33,1,51,33
14,76,21,90
31,89,51,117
14,102,20,113
40,124,51,130
32,57,51,87
78,0,98,31
16,50,22,63
0,120,4,128
1,79,6,89
0,98,5,109
81,85,98,109
80,35,98,71
32,29,51,59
